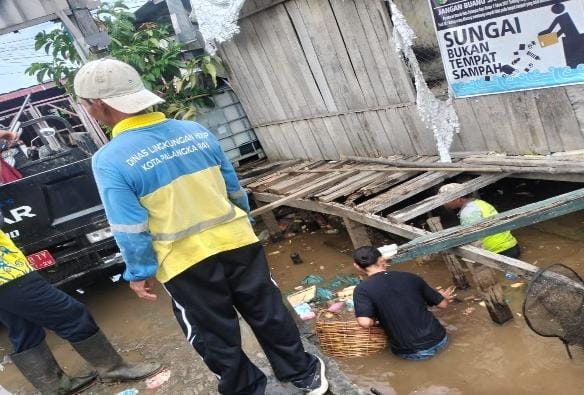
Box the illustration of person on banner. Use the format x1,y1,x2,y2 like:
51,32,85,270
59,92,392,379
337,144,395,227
538,0,584,69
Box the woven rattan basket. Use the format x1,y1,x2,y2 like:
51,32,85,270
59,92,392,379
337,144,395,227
315,310,388,358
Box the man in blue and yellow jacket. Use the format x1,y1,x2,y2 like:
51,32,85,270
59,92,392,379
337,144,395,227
74,58,328,395
0,228,160,394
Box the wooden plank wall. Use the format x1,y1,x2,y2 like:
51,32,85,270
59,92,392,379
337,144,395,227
220,0,584,160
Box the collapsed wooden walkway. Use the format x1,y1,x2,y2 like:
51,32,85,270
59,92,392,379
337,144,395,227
240,155,584,278
240,155,584,324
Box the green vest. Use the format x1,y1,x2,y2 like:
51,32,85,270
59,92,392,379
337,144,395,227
474,200,518,253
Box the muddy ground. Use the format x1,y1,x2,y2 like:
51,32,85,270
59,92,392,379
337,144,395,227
2,209,584,394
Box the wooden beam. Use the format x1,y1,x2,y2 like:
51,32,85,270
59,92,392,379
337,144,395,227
393,187,584,263
341,155,584,174
512,173,584,184
463,156,584,168
343,218,371,248
253,198,283,241
245,161,313,191
388,174,508,223
253,191,539,277
317,171,381,202
290,166,503,173
356,171,461,213
239,160,303,185
250,171,358,217
470,264,514,325
64,0,111,59
426,217,470,290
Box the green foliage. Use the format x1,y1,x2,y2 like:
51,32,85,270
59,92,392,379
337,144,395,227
25,1,224,121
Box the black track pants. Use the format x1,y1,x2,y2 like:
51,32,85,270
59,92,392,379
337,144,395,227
164,242,316,395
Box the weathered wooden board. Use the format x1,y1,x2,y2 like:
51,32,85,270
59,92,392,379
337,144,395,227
317,171,382,202
377,108,418,156
355,171,461,213
453,99,489,152
254,126,283,159
499,91,549,155
285,0,338,113
239,159,302,185
538,87,584,152
223,0,584,162
343,217,372,247
363,0,415,102
426,217,470,290
388,173,508,223
322,116,357,157
353,0,402,103
250,9,305,117
250,171,359,216
469,94,521,153
393,187,584,263
307,118,341,159
292,120,325,159
268,161,336,194
246,160,314,191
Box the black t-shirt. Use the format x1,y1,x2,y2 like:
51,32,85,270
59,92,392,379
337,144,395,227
354,271,446,354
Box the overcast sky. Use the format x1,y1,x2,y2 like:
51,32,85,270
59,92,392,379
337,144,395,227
0,0,148,94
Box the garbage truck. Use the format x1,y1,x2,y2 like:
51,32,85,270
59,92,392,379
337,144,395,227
0,113,123,290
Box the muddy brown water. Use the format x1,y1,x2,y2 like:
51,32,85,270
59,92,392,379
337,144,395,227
2,213,584,394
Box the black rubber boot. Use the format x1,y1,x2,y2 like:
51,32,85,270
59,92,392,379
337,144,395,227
11,340,96,395
71,330,161,383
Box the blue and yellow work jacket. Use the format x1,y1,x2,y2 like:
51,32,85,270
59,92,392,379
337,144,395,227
92,113,258,283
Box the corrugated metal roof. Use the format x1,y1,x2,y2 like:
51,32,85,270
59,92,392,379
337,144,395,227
0,0,98,35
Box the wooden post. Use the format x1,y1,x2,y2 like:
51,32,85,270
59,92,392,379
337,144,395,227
426,217,470,290
469,264,514,325
166,0,204,49
254,198,283,241
343,218,371,248
63,0,111,60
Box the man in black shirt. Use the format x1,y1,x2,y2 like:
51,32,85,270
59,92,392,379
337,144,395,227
353,246,454,360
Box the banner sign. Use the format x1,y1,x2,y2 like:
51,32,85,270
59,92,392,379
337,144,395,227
429,0,584,97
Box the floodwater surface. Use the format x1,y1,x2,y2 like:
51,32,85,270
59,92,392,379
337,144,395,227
265,213,584,395
1,212,584,394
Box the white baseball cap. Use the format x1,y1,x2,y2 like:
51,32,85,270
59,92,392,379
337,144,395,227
73,58,164,114
438,183,463,194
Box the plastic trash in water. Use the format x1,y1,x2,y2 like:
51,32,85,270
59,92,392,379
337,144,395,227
0,385,13,395
316,287,334,301
345,299,355,311
257,229,270,242
116,389,139,395
110,274,122,283
75,289,85,295
505,272,519,281
327,301,344,313
293,302,315,320
329,274,360,289
146,369,172,389
302,274,324,286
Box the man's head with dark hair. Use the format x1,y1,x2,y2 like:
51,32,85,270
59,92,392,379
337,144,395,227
353,246,383,271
